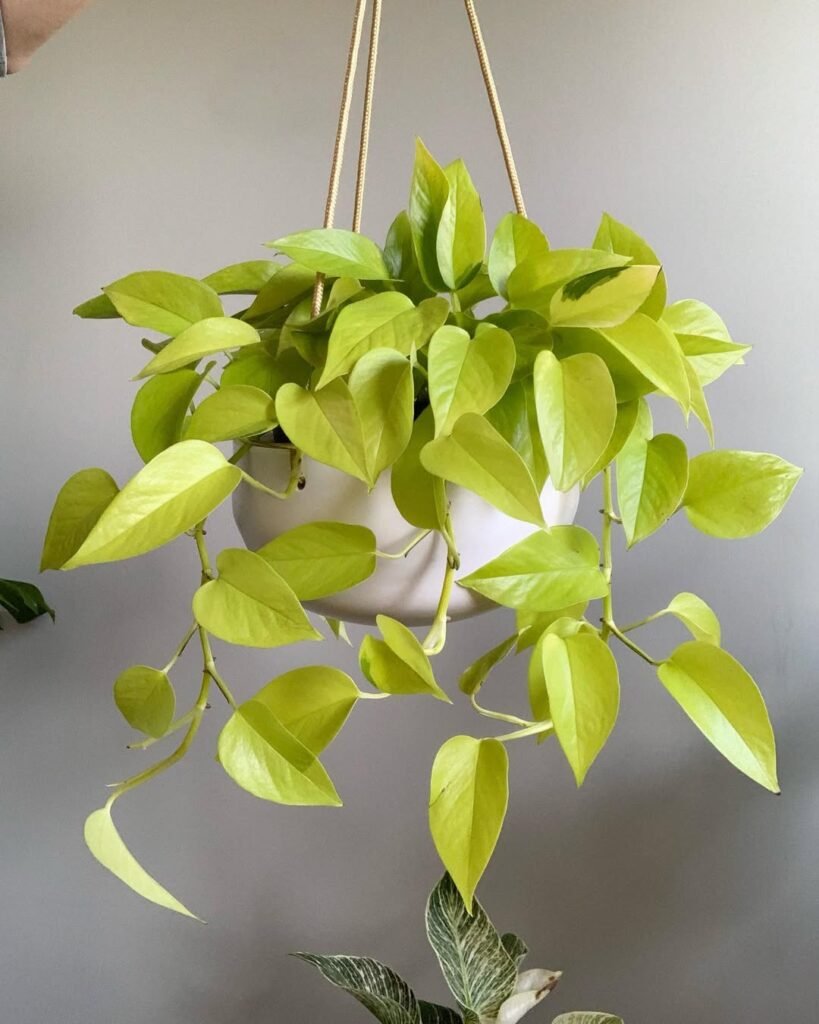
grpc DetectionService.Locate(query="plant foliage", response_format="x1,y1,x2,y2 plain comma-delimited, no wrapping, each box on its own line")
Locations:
43,142,800,916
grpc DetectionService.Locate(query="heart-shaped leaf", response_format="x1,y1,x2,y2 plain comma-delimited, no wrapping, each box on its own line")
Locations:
616,433,688,545
436,159,486,290
136,317,260,378
63,442,240,568
103,270,223,336
409,139,450,292
258,521,377,600
40,468,120,570
349,349,415,481
488,213,550,299
251,666,359,755
193,548,321,648
113,665,175,739
184,384,277,442
592,212,666,319
202,260,279,295
270,229,391,280
360,615,450,701
549,265,661,329
131,369,203,462
391,407,448,531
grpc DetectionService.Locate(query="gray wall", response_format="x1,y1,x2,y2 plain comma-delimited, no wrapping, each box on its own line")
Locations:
1,1,816,1021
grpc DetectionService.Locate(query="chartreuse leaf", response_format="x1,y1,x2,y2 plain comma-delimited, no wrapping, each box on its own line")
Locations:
552,1015,623,1024
103,271,223,336
459,634,518,696
324,617,352,644
663,592,721,645
436,159,486,290
391,407,448,531
421,414,545,527
496,968,562,1024
349,349,415,481
218,700,341,805
507,250,629,314
683,450,801,538
202,260,278,295
409,138,450,292
243,264,316,321
429,737,509,912
528,634,551,724
459,527,608,612
193,548,320,648
131,369,202,462
40,468,120,571
0,579,54,625
270,229,391,280
541,632,620,786
293,952,420,1024
533,351,617,492
419,1002,463,1024
549,265,660,329
113,665,175,738
580,399,640,488
426,874,517,1020
597,315,690,411
74,293,120,319
593,212,666,319
488,213,549,299
662,299,749,385
385,208,431,290
485,379,548,490
616,433,688,546
516,604,588,652
221,345,309,396
136,317,260,378
319,292,449,386
275,380,371,484
360,615,450,701
62,443,240,569
84,806,199,919
657,641,778,792
428,326,516,437
684,359,714,445
184,385,277,442
257,521,377,600
250,666,359,755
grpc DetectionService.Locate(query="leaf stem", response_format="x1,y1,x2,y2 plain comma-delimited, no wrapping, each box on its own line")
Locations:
108,672,210,803
126,710,196,750
423,515,459,655
355,690,391,701
620,611,663,634
496,720,555,743
229,442,252,465
376,529,432,560
470,693,533,729
239,448,304,501
161,622,198,675
601,466,615,642
602,619,662,666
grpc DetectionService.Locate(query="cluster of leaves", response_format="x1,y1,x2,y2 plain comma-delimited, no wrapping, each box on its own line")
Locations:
0,576,53,628
297,873,621,1024
43,140,800,917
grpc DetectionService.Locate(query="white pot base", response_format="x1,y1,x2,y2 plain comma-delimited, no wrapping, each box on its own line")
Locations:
232,446,579,626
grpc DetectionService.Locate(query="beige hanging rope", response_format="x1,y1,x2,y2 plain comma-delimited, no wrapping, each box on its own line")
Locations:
462,0,527,218
352,0,383,234
311,0,370,317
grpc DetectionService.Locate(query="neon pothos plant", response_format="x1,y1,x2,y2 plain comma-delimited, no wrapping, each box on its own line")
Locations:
297,874,620,1024
42,140,800,918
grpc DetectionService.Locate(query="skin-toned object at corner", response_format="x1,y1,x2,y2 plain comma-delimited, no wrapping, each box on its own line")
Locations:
1,0,92,73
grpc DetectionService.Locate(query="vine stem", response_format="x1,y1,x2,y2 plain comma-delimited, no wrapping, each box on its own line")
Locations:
496,720,554,743
355,690,391,701
161,622,197,675
127,710,196,750
470,693,533,729
108,672,211,803
603,620,661,667
376,529,432,560
192,522,238,709
601,466,615,642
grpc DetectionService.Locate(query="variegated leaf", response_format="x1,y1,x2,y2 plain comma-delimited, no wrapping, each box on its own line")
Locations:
501,933,528,969
425,874,517,1023
419,1001,464,1024
497,969,562,1024
293,952,420,1024
551,1015,623,1024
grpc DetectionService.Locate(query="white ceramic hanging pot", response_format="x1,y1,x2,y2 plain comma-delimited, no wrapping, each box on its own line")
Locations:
233,445,579,626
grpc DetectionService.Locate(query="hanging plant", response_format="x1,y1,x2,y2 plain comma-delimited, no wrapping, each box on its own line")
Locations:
40,0,800,920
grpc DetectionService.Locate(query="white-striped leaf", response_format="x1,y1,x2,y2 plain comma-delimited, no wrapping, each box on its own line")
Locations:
293,953,420,1024
425,874,517,1022
419,1002,463,1024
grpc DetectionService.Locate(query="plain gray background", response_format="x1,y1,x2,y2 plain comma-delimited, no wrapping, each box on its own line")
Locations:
1,1,817,1021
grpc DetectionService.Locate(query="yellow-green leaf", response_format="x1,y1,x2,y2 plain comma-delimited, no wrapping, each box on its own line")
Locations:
592,212,666,319
662,300,749,385
390,406,448,531
184,385,277,442
84,806,199,919
550,265,661,329
193,548,321,648
657,641,778,792
63,442,241,569
421,414,545,527
459,634,518,696
113,665,175,738
428,326,516,437
533,351,616,492
597,315,690,411
409,138,450,291
507,249,630,315
580,399,640,488
683,451,802,538
218,700,341,805
429,736,509,911
349,349,415,481
488,213,549,299
40,468,119,571
541,631,620,786
616,433,688,546
136,317,260,378
131,369,203,462
459,527,608,611
103,270,223,336
436,158,486,290
275,380,370,484
202,260,278,295
257,521,377,600
359,615,450,701
243,264,316,321
270,229,390,281
250,666,359,755
664,592,721,645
